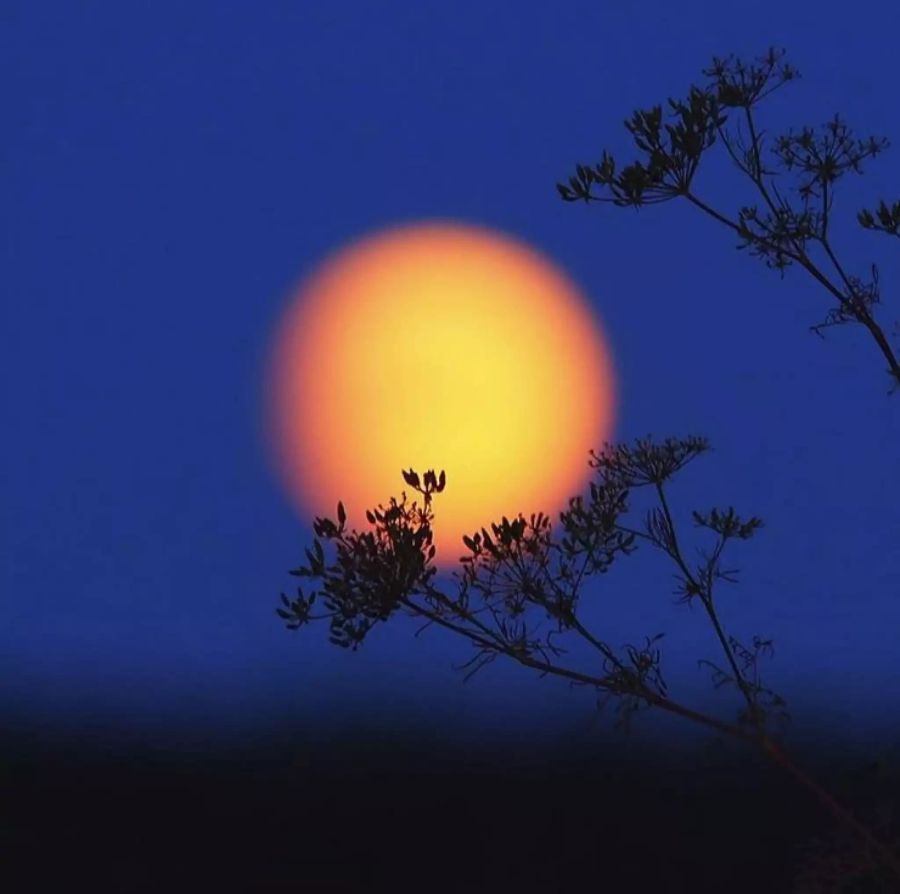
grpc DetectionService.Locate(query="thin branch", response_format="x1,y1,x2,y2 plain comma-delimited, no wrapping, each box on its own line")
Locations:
654,482,760,725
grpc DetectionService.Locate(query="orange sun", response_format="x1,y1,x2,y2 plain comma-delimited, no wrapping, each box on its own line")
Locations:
266,221,616,565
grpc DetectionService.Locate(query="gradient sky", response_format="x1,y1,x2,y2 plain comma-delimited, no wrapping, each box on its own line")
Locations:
4,0,899,750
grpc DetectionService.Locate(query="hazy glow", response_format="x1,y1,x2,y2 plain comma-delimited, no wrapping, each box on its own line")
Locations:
266,222,616,564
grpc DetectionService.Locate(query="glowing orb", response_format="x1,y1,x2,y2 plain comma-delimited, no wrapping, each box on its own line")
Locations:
266,222,616,565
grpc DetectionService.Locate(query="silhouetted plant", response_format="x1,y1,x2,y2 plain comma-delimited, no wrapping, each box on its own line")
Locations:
552,48,900,885
279,45,900,889
279,440,900,882
281,439,773,732
557,47,900,390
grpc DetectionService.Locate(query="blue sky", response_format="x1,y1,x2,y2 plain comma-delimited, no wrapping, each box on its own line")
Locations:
3,0,899,749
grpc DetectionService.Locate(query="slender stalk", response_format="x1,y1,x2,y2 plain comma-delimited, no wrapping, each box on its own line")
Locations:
654,482,759,722
404,587,900,877
763,737,900,878
682,191,900,385
647,482,900,877
401,591,757,743
818,236,900,381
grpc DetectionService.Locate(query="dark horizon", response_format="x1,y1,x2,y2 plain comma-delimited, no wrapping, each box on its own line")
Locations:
6,726,899,890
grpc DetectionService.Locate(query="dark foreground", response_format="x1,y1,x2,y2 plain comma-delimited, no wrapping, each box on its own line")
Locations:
3,725,899,892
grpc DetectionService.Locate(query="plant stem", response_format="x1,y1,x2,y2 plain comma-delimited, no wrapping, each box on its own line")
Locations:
762,736,900,878
653,482,760,722
682,191,900,385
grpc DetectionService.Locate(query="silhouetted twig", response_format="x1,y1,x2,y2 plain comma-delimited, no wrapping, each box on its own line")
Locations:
557,47,900,391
